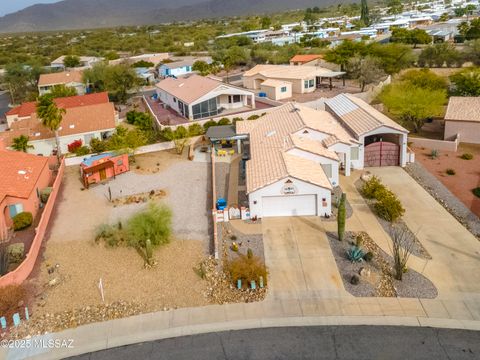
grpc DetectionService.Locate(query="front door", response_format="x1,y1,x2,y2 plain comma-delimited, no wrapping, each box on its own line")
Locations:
99,169,107,180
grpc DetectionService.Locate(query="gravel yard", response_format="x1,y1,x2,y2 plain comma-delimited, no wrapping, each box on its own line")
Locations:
406,156,480,238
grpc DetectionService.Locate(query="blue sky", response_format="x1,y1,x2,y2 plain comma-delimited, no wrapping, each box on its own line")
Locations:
0,0,59,16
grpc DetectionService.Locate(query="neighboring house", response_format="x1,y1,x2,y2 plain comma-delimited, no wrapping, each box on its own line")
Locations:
80,152,130,188
38,70,85,96
158,56,213,78
155,74,256,120
50,56,103,70
242,65,345,97
259,79,292,101
0,141,54,240
236,94,408,219
444,97,480,144
289,54,323,66
109,53,170,67
2,92,117,155
135,68,155,84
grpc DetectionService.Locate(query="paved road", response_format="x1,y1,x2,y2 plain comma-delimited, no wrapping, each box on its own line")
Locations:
69,326,480,360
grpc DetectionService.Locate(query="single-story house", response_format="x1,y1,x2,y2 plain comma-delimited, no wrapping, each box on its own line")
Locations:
38,70,85,96
155,74,256,121
242,65,345,96
236,95,408,219
158,56,213,78
0,141,54,240
2,92,118,155
325,94,408,167
289,54,323,66
50,56,103,70
80,152,129,188
135,68,156,84
109,53,170,67
259,79,292,101
444,97,480,144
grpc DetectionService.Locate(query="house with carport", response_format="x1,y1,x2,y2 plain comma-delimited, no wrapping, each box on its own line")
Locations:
155,75,256,121
236,95,409,219
38,70,85,96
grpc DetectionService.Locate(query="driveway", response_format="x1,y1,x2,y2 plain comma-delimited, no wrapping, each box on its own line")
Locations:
262,217,346,300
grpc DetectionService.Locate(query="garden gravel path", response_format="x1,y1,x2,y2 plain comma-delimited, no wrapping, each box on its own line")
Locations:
405,163,480,238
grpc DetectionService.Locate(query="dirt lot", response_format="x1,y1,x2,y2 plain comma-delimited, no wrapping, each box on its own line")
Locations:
413,144,480,217
29,149,213,317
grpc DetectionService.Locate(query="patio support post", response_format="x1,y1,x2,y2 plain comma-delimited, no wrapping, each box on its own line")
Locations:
342,75,345,87
344,151,351,176
237,139,242,154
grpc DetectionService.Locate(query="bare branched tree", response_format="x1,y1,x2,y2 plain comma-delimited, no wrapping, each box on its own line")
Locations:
389,224,415,281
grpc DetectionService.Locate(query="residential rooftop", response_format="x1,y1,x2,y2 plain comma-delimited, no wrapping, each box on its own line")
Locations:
445,97,480,122
38,70,83,87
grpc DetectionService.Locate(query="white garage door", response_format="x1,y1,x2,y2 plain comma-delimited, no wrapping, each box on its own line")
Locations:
262,195,317,217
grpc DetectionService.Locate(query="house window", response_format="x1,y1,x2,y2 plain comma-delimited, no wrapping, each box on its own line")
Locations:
192,97,218,119
304,80,309,89
309,79,314,87
9,203,24,218
280,86,287,93
173,98,177,103
321,164,332,178
351,147,359,160
229,95,241,103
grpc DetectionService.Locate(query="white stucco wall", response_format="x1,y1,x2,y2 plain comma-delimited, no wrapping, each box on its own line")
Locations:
248,177,332,219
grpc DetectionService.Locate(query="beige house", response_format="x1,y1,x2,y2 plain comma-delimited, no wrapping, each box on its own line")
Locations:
242,65,345,98
259,79,292,101
38,70,85,96
444,97,480,144
289,54,341,71
156,74,256,120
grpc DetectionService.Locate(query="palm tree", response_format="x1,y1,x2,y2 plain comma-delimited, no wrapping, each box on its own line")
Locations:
36,95,66,162
11,135,33,152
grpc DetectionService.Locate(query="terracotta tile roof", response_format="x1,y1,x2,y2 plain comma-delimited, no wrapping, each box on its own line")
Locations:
1,93,115,146
0,149,49,201
6,92,109,117
445,97,480,122
290,54,323,63
38,70,83,87
244,65,344,79
156,74,222,104
238,102,357,194
325,94,408,137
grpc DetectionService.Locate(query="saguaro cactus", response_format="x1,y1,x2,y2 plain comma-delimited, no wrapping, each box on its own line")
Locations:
337,193,346,241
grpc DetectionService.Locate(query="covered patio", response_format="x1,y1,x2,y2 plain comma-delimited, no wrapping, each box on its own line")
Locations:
205,125,248,156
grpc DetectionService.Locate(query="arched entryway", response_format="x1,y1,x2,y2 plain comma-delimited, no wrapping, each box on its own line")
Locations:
364,134,400,167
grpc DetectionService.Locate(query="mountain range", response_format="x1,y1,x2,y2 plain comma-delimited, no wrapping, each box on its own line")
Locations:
0,0,346,33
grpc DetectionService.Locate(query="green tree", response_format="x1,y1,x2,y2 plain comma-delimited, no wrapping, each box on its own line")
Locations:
464,39,480,65
63,55,81,68
361,0,370,26
387,0,404,15
379,83,446,132
107,126,147,158
47,84,77,98
450,67,480,96
391,28,432,48
347,56,386,91
418,43,464,68
192,60,211,76
36,95,66,161
132,60,154,68
4,63,34,104
324,40,368,71
368,43,414,74
261,17,272,29
11,135,33,152
400,69,448,90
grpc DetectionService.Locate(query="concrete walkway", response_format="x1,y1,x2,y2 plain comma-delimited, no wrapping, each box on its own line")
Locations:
3,167,480,360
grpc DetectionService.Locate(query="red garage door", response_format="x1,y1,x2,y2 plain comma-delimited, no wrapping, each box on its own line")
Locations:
364,141,399,167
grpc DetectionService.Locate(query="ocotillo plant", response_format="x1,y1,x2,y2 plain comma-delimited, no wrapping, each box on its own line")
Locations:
337,193,346,241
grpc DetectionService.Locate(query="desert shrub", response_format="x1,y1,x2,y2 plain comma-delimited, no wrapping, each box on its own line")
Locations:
227,253,267,286
75,146,90,156
247,114,260,120
40,187,53,203
7,243,24,265
374,193,405,222
363,251,374,262
203,120,217,131
0,285,27,319
188,123,204,136
247,248,253,259
95,223,125,247
446,168,456,175
217,117,231,125
472,187,480,198
346,245,364,262
461,153,473,160
231,117,243,124
13,212,33,231
127,203,172,248
90,138,108,153
430,149,438,159
174,126,188,139
362,176,385,199
350,274,360,285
